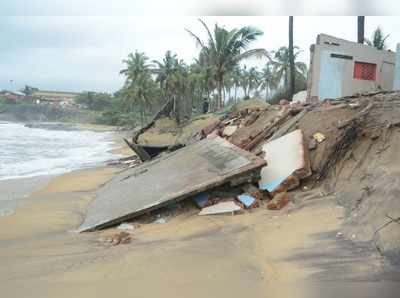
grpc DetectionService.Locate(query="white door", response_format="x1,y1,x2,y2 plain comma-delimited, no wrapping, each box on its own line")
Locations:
318,51,345,100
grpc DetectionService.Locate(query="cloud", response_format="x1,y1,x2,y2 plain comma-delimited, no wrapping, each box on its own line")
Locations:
1,0,398,16
0,16,399,93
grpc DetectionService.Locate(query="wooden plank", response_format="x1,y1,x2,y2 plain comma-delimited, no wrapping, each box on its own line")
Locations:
123,138,151,162
78,136,265,232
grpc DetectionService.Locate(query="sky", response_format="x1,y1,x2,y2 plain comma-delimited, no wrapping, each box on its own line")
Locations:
1,16,400,93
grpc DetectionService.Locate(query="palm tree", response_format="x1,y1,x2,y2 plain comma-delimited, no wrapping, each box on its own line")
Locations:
152,51,190,122
271,46,307,91
120,51,150,84
260,62,278,101
120,51,154,126
365,27,389,50
240,66,260,98
247,67,261,98
152,50,180,97
231,65,242,103
288,16,295,100
186,19,268,109
121,73,155,126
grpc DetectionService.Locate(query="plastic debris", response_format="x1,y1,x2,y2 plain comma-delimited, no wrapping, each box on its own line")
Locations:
237,194,256,208
154,217,167,224
193,193,210,208
117,223,135,231
313,132,326,143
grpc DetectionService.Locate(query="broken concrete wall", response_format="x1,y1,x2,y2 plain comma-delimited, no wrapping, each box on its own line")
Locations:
308,34,396,101
79,136,265,232
393,43,400,90
259,129,311,192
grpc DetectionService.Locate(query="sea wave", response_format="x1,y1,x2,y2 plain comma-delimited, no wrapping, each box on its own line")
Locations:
0,122,120,180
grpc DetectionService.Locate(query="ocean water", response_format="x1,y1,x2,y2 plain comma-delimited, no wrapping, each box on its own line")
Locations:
0,122,119,181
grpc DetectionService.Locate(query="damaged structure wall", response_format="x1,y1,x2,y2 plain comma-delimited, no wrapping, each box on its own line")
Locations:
307,34,396,101
393,43,400,90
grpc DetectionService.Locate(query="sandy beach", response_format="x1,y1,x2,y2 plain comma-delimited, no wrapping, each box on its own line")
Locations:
0,125,398,298
1,158,395,298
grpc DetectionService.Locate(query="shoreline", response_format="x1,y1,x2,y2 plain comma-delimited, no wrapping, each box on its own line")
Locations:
0,123,132,217
1,165,396,297
1,126,397,297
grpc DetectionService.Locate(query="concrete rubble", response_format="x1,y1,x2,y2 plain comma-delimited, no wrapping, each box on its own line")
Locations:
198,201,242,216
81,92,400,263
78,136,265,232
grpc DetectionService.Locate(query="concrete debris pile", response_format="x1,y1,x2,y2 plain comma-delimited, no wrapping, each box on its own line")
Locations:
80,93,400,243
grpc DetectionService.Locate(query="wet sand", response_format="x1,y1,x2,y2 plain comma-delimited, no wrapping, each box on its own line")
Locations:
0,166,396,297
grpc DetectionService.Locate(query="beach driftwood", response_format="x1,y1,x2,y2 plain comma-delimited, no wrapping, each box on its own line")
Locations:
123,138,151,162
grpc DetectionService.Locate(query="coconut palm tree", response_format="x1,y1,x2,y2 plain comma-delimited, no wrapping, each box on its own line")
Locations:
120,51,151,84
365,27,389,50
231,65,242,103
260,62,278,101
152,50,180,97
186,19,268,109
247,67,261,98
120,51,155,126
240,66,261,98
152,51,191,122
271,46,307,91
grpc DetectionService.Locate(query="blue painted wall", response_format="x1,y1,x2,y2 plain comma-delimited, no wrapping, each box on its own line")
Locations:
318,50,345,100
394,44,400,90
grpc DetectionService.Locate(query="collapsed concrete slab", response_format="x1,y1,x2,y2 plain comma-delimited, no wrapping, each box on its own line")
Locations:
78,136,265,232
258,129,311,192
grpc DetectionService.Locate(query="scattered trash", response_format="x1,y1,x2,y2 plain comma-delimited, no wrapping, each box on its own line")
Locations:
193,192,210,208
117,223,135,231
106,231,132,246
237,194,258,209
313,132,326,143
199,201,242,216
154,217,167,224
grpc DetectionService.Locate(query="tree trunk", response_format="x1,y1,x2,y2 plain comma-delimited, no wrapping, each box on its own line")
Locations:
217,76,223,109
357,16,365,44
234,86,237,103
288,16,295,101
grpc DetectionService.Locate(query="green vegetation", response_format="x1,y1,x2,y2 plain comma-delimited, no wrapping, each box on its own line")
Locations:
75,92,115,111
365,26,389,50
79,19,308,127
186,19,268,108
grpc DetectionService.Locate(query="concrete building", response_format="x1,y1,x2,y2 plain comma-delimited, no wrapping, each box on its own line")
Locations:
307,34,397,101
0,90,26,103
31,90,80,105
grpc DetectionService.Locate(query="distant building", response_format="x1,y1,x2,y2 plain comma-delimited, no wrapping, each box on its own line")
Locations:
0,90,26,103
307,34,397,101
31,90,80,105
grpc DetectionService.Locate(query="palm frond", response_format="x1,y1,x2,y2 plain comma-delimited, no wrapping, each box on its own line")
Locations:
185,29,205,49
